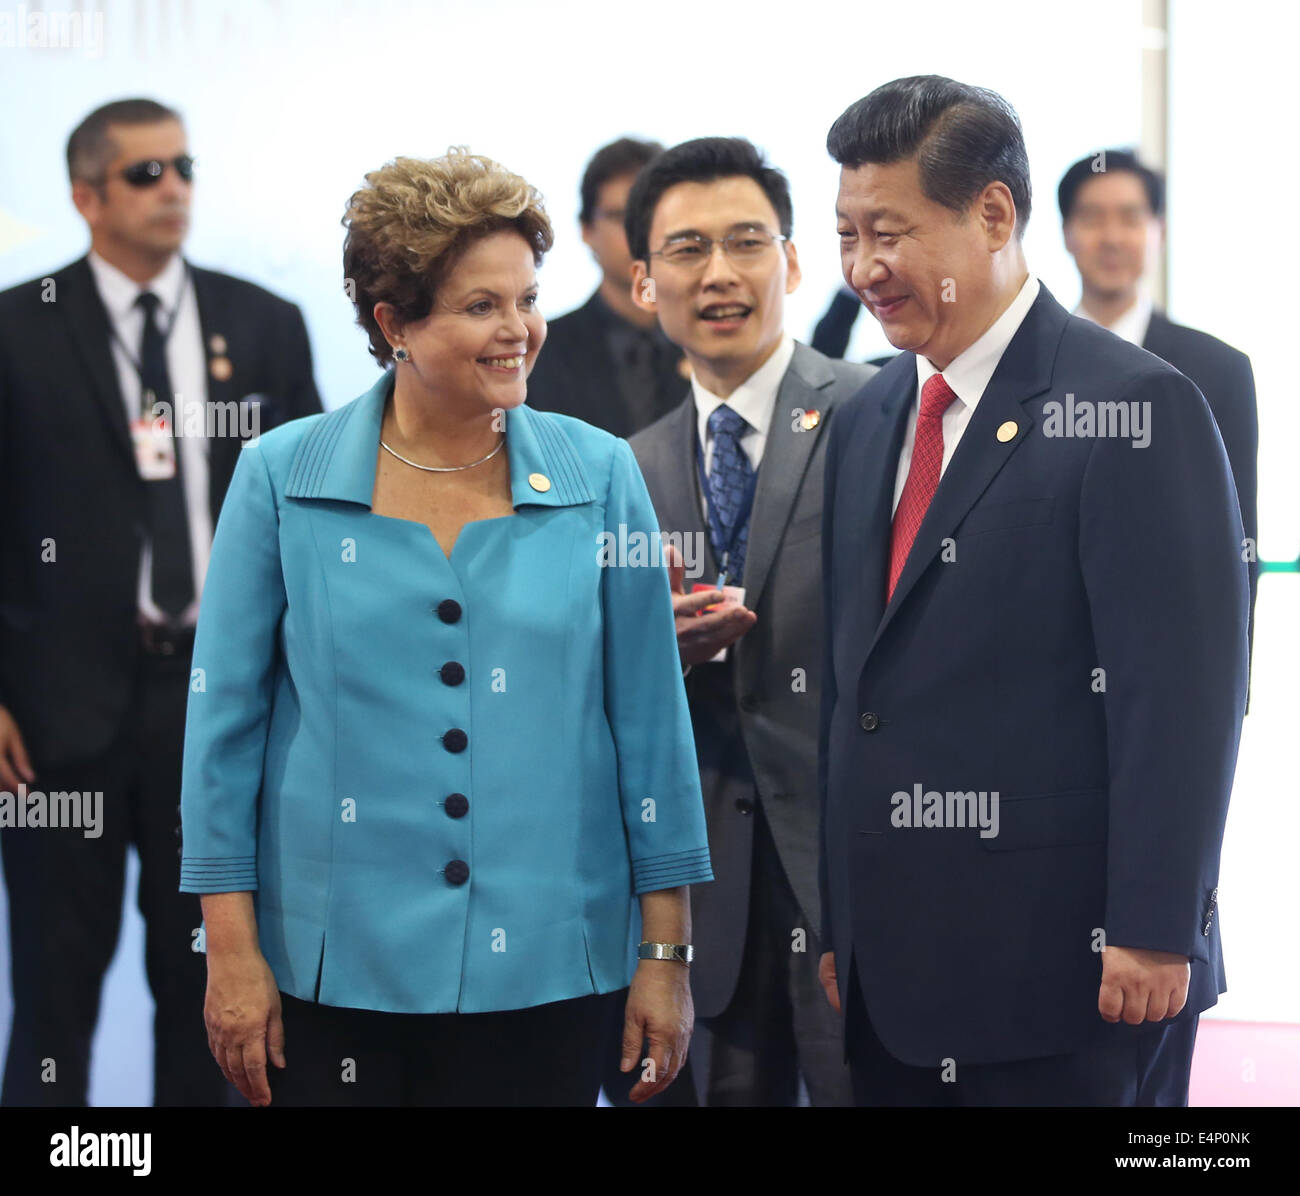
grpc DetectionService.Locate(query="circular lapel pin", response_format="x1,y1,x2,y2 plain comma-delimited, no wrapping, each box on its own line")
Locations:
528,472,551,493
801,409,821,431
996,420,1018,443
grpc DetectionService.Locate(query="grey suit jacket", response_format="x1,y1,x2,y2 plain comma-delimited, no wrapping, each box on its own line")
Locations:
630,341,877,1018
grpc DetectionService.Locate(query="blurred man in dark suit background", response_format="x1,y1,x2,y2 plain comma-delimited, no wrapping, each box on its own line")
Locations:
0,98,321,1106
526,137,686,437
628,137,869,1106
1059,149,1258,648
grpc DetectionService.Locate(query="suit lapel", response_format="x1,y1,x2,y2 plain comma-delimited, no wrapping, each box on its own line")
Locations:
864,288,1067,664
60,257,134,468
741,343,835,611
191,265,242,519
841,359,913,685
1141,309,1171,357
567,294,622,428
660,395,720,581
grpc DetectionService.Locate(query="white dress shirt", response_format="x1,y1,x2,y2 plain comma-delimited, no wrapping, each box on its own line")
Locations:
1075,289,1153,347
692,334,795,512
892,276,1040,515
88,250,212,625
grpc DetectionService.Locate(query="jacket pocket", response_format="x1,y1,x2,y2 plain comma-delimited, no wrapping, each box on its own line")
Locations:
980,788,1106,852
958,497,1055,538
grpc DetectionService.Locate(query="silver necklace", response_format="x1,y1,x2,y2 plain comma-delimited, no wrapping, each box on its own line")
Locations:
379,434,505,473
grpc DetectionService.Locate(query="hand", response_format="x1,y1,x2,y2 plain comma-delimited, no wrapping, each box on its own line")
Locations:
204,949,285,1106
819,951,841,1012
664,543,756,667
621,960,693,1102
1098,944,1191,1025
0,705,35,792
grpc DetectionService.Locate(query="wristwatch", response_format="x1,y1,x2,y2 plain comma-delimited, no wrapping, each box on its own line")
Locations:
638,941,694,964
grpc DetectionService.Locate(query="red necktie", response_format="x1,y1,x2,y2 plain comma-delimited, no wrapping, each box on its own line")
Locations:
887,373,957,603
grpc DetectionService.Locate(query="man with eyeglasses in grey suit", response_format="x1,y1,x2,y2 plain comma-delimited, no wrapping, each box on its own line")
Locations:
625,137,874,1106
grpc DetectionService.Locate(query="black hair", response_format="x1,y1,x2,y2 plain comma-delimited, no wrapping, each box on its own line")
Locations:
1057,149,1165,221
623,136,793,262
578,137,664,225
826,75,1031,237
67,98,182,184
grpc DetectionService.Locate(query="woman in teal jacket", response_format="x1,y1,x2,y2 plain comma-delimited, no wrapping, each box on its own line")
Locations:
180,151,711,1107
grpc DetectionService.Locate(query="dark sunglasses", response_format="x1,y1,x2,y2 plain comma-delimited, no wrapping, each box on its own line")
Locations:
119,155,195,187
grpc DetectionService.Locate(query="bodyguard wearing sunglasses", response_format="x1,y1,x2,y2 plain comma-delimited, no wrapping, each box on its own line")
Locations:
0,98,321,1106
625,138,874,1105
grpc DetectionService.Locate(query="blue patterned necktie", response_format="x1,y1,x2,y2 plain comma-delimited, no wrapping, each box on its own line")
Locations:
706,404,754,584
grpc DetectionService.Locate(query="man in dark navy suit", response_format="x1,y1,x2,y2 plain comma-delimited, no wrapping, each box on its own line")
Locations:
818,77,1248,1106
1058,149,1258,652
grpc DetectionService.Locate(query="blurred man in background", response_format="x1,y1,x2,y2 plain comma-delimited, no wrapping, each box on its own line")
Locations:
0,98,320,1106
527,137,686,437
1059,149,1258,649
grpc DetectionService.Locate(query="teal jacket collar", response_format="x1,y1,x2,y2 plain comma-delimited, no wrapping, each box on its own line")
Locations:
284,370,595,508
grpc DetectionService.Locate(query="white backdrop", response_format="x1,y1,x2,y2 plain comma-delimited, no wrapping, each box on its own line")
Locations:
0,0,1148,407
1,0,1292,1105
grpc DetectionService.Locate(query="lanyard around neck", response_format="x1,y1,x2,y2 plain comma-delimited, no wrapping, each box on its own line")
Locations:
105,263,190,400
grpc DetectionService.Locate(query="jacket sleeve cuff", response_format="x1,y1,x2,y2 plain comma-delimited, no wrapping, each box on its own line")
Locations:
631,847,713,894
179,856,258,893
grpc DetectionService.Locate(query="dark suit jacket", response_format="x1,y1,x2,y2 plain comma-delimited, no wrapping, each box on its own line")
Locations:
631,342,876,1018
1143,311,1258,652
0,255,321,768
819,286,1248,1067
527,291,686,438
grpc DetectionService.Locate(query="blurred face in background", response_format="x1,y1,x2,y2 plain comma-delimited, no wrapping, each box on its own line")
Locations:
1063,170,1162,305
581,172,639,289
631,175,799,391
836,156,1016,371
73,119,192,267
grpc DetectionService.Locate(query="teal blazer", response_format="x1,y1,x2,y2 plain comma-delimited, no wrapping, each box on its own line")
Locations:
180,371,712,1014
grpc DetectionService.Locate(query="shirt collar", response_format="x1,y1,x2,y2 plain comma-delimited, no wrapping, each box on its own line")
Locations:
87,250,187,322
284,369,595,508
1075,289,1153,346
691,334,794,439
916,275,1040,411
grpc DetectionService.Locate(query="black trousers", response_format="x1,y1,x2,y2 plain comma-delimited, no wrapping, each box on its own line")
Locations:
692,800,853,1106
846,958,1200,1106
267,989,624,1106
1,649,226,1107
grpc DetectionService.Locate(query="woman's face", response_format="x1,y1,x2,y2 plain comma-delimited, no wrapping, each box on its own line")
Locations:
397,229,546,415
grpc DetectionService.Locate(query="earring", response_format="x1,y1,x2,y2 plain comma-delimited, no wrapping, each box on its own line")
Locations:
393,346,409,362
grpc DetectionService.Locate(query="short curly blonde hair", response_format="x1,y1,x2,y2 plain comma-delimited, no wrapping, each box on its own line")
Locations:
342,148,554,365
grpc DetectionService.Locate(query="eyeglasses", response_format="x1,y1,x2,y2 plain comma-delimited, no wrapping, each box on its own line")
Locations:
648,228,788,268
118,155,195,187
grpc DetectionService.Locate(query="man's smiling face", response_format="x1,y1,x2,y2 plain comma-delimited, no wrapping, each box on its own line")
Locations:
634,175,800,383
836,156,997,370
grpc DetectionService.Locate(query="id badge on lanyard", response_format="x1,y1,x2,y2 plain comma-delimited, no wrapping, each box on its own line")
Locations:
131,387,177,480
